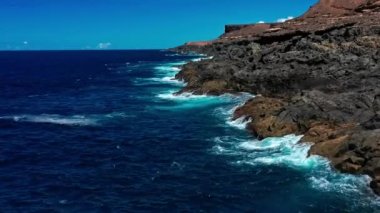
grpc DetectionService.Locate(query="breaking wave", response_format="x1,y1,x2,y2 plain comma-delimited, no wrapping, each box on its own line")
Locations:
155,91,228,110
157,91,209,101
226,116,251,130
208,95,380,208
191,56,214,62
154,66,181,72
134,77,184,86
0,114,98,126
154,91,254,111
0,112,132,126
150,57,379,206
212,133,378,203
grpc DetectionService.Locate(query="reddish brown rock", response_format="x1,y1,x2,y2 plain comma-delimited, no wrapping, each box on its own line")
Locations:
302,0,369,18
223,24,271,39
233,97,300,139
233,97,286,120
302,122,356,144
185,41,212,47
215,0,380,43
309,135,350,159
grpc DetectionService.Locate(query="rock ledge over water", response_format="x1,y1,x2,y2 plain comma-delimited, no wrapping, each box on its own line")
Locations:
173,0,380,194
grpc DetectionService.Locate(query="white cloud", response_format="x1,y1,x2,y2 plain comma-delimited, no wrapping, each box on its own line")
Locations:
277,16,294,23
97,42,112,49
258,21,265,24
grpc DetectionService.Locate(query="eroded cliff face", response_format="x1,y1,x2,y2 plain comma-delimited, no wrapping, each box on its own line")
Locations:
218,0,380,41
173,0,380,194
303,0,370,18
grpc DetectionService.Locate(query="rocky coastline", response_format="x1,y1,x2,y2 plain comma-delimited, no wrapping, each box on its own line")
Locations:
172,0,380,194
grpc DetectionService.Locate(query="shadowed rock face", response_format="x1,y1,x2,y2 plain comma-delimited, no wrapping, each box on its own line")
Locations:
174,0,380,195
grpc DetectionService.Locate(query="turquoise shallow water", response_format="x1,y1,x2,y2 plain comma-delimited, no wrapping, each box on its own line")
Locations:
0,50,379,212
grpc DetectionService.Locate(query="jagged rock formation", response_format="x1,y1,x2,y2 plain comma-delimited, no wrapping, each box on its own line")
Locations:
173,0,380,194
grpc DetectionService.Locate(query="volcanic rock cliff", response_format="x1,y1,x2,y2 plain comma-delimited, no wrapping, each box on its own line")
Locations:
173,0,380,194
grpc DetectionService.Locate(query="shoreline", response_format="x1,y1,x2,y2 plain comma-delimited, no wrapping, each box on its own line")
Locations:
172,53,379,197
171,0,380,195
163,55,379,199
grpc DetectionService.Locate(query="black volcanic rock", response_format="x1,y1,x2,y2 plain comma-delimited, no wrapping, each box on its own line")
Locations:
173,0,380,194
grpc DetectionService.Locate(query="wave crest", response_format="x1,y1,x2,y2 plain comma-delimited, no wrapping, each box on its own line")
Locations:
0,112,131,126
0,114,98,126
226,116,251,130
154,66,181,72
157,92,209,101
211,133,377,201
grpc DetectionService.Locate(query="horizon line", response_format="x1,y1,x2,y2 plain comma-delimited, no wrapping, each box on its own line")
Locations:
0,48,171,52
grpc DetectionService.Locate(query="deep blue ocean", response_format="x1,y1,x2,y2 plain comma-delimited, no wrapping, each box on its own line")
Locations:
0,50,379,212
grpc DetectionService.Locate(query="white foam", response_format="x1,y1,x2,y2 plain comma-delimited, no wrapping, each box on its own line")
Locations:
156,91,248,103
308,175,371,194
154,91,243,111
0,112,132,126
239,138,285,151
0,114,98,126
306,167,380,207
256,135,322,169
212,136,246,156
165,53,180,57
191,58,203,62
191,56,213,62
154,66,181,72
104,112,135,119
211,132,379,201
149,77,185,85
226,116,251,130
250,137,321,169
214,134,321,169
209,93,380,201
157,91,209,101
167,61,187,66
134,60,187,86
212,93,254,129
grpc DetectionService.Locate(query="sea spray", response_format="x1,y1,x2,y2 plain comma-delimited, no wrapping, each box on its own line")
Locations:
157,91,209,101
211,132,378,199
3,50,376,211
135,77,185,86
154,66,181,73
226,116,252,130
148,53,380,209
210,93,380,205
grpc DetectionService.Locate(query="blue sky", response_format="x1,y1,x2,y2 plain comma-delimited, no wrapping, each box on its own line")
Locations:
0,0,317,50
